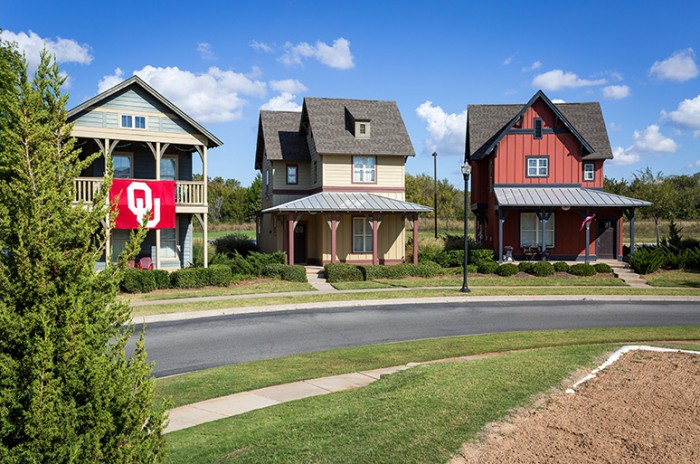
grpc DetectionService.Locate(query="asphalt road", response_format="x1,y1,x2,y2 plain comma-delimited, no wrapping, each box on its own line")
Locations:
137,300,700,378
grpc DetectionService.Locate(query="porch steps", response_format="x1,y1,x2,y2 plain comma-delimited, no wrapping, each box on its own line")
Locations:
305,266,337,293
606,261,653,289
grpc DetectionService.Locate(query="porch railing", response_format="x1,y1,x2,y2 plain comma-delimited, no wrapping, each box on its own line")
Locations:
73,177,206,207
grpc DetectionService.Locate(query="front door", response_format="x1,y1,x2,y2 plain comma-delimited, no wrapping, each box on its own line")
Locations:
597,219,615,259
293,222,307,264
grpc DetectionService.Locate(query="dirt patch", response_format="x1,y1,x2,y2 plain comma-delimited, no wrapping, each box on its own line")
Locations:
452,350,700,464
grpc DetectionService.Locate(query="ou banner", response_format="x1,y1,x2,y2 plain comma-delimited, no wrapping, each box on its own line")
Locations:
110,179,176,229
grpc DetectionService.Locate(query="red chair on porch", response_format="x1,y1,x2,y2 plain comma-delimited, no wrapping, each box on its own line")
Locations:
138,257,154,270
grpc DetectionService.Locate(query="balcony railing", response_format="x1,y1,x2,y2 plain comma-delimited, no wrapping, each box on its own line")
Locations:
73,177,206,207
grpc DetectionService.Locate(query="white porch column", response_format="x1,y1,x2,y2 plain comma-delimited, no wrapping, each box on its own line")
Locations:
155,142,161,270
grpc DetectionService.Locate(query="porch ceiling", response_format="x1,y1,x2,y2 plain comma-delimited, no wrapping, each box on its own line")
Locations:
261,192,433,213
494,187,651,209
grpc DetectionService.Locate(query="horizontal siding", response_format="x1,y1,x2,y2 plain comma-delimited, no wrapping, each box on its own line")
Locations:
273,160,311,190
102,88,168,113
322,154,405,188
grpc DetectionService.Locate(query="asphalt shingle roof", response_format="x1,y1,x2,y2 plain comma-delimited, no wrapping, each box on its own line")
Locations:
261,192,432,213
467,95,613,161
255,111,310,169
494,187,651,208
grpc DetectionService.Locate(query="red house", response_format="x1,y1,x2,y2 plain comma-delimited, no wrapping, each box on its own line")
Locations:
466,90,650,262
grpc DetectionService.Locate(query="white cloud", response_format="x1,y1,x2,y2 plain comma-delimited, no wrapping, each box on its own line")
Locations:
551,98,566,104
649,49,699,82
0,29,92,70
269,79,307,94
197,42,215,60
502,57,513,66
98,65,267,123
261,93,303,111
521,61,542,72
664,94,700,136
97,68,124,92
612,124,679,165
280,37,354,69
415,101,467,156
531,69,606,91
602,84,631,100
250,40,274,53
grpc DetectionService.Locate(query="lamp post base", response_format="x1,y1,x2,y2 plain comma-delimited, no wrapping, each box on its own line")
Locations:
460,286,471,293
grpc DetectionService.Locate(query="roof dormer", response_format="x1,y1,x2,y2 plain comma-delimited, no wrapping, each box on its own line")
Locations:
355,119,371,139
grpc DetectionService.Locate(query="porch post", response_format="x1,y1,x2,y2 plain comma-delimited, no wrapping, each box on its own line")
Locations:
372,213,379,265
624,208,636,257
413,214,419,265
155,142,161,270
288,214,295,265
536,211,551,261
585,209,591,264
203,213,208,268
331,213,338,264
498,209,506,264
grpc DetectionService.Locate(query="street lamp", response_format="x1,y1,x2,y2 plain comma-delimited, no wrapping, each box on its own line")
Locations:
461,160,472,293
432,151,438,239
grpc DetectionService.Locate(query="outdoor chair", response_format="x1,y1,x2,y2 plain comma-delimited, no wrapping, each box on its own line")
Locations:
138,257,154,270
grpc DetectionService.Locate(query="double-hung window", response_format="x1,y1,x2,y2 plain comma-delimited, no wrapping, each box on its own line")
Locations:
352,217,373,253
286,165,298,184
520,213,555,248
353,156,376,183
583,163,595,181
526,157,549,178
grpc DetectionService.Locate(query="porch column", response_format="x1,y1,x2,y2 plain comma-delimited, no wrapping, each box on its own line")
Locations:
203,213,208,268
372,213,379,265
536,211,551,261
584,209,591,264
624,208,636,257
287,214,295,265
331,214,338,264
498,209,508,264
155,142,161,270
412,214,419,265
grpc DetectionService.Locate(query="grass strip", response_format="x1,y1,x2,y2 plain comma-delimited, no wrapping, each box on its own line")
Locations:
377,275,625,288
645,269,700,288
164,345,613,464
156,326,700,408
123,280,314,303
134,287,700,317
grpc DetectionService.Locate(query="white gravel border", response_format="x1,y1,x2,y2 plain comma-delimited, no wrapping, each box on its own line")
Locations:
565,345,700,394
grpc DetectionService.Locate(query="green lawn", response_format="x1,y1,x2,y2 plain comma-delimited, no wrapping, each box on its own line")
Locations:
162,345,623,463
645,269,700,288
156,326,700,408
193,229,255,241
123,280,314,303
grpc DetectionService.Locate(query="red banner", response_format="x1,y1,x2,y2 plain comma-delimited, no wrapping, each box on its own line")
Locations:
110,179,176,229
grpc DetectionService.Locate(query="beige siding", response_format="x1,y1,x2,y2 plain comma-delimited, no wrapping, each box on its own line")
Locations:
321,154,405,188
71,125,207,147
322,213,406,263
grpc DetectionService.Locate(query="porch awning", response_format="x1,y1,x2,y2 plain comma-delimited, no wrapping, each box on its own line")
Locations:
261,192,432,213
494,187,651,208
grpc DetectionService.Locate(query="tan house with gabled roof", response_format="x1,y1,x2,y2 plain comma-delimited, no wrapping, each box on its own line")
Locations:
255,97,431,265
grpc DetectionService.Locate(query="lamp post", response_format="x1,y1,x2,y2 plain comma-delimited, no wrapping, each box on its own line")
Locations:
433,151,438,239
461,161,472,293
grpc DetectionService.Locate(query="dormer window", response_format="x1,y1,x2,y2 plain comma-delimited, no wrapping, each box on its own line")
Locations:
121,114,147,130
533,118,543,139
355,120,370,139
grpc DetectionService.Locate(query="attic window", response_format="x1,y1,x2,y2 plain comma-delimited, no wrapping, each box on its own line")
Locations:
121,114,146,130
533,118,543,139
355,120,370,139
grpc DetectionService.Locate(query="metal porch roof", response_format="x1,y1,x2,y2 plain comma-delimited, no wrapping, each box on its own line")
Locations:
261,192,432,213
494,187,651,208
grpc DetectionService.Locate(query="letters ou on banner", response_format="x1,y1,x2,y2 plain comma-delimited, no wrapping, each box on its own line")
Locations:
110,179,176,229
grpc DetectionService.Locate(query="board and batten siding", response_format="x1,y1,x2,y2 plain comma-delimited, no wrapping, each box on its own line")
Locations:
322,214,405,264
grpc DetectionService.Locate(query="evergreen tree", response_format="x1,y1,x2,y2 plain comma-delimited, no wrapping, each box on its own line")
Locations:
0,43,166,462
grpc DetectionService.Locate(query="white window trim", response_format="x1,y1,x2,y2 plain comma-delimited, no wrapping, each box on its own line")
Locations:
527,157,549,177
520,212,555,248
352,217,373,253
120,114,148,130
583,163,595,181
286,165,298,184
112,152,134,179
353,156,376,183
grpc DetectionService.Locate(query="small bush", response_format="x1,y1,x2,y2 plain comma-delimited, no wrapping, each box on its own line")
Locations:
553,261,569,273
467,264,478,274
213,233,257,258
478,261,499,274
412,261,444,278
518,262,535,274
495,263,519,276
361,262,443,280
685,247,700,270
229,251,286,276
324,263,363,283
630,247,664,275
208,264,233,287
434,249,463,268
171,267,210,289
568,263,596,277
261,264,307,282
121,268,157,293
660,247,688,270
416,237,445,263
153,270,170,289
593,263,613,274
469,248,495,266
529,261,555,277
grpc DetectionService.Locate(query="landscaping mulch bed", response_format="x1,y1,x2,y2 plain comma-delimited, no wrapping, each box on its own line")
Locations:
453,350,700,464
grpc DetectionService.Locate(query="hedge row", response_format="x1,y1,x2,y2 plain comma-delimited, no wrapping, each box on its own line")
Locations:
120,266,233,293
324,262,443,283
260,264,308,282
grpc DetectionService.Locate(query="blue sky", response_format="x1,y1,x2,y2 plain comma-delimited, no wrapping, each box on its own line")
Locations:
4,0,699,188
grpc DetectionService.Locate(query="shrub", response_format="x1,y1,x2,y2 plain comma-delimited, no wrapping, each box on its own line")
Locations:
261,264,308,282
416,237,445,263
467,264,478,274
120,268,156,293
630,248,664,275
478,261,499,274
229,251,286,277
529,261,554,277
208,264,233,287
213,233,257,258
660,247,688,270
324,263,363,283
170,267,210,288
434,249,463,268
593,263,613,274
518,261,535,274
361,262,443,280
553,261,569,273
469,248,495,266
153,270,170,289
412,261,444,278
568,263,596,277
495,263,519,276
686,247,700,270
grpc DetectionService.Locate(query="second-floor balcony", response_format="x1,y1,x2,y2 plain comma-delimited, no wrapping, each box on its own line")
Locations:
73,177,207,214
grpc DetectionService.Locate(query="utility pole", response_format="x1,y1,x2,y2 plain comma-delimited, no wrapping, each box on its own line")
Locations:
433,151,438,238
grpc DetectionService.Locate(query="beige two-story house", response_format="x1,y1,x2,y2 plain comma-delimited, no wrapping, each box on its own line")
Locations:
255,97,431,265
